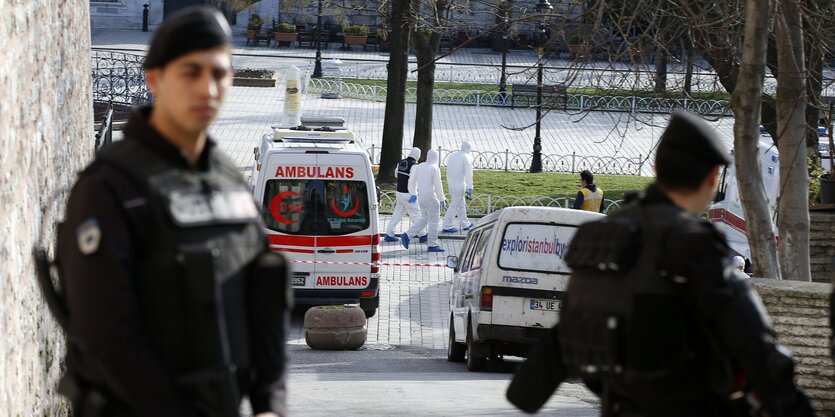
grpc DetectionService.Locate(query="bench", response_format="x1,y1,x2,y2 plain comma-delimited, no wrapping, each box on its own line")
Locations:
510,83,567,109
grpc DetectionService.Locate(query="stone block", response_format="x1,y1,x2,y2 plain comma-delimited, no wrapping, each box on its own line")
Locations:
304,305,367,350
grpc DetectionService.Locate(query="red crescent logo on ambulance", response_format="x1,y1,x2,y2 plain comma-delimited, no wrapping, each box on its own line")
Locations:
269,191,302,225
331,186,359,217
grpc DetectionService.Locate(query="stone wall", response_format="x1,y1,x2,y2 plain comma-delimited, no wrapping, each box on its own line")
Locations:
752,279,834,416
810,212,835,284
0,2,93,416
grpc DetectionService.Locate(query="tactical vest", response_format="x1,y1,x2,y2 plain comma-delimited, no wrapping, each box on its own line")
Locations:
579,187,603,212
560,202,727,412
93,139,265,415
396,157,417,193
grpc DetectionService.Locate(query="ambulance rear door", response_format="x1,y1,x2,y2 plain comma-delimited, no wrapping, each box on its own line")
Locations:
312,152,375,292
261,152,317,288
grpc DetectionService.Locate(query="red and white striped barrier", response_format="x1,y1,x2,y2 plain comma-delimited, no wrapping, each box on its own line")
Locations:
289,259,446,268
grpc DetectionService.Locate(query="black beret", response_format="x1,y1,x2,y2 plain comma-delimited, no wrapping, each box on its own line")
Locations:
143,6,232,70
656,112,732,167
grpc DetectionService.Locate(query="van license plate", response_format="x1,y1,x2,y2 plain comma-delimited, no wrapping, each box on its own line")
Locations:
291,276,306,286
529,299,560,312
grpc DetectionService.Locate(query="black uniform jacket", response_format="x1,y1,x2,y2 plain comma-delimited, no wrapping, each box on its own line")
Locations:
57,108,288,416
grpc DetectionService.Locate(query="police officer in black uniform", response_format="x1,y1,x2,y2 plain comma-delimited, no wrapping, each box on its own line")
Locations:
55,7,289,417
383,147,426,242
507,112,814,417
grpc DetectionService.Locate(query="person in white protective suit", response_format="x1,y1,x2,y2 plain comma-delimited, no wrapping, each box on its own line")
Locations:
442,141,474,233
383,147,427,242
401,148,447,252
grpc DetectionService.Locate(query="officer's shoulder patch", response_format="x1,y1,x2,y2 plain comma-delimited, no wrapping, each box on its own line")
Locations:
77,218,102,255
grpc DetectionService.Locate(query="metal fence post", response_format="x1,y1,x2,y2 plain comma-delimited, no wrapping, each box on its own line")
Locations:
476,91,481,107
487,194,493,215
504,149,509,171
579,94,585,110
370,144,376,164
637,153,643,175
571,152,576,173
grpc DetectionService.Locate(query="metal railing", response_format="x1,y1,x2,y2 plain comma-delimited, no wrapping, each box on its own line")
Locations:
378,190,624,216
95,102,114,152
367,146,644,176
92,50,152,106
307,78,730,116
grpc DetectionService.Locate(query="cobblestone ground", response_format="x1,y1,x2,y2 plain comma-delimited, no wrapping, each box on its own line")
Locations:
213,82,737,177
287,214,461,350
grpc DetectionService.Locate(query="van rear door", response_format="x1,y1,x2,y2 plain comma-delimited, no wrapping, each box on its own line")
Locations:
492,222,577,329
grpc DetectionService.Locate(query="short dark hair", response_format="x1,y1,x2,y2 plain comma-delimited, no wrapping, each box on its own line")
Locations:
580,170,594,184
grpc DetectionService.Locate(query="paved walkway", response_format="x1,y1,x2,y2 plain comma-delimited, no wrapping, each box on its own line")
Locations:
92,28,834,94
211,75,733,177
90,29,758,178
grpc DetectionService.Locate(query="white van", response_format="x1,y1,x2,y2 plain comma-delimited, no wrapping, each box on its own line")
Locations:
446,206,604,371
251,118,381,318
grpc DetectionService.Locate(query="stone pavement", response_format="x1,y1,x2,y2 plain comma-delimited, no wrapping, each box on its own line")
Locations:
287,214,461,350
211,76,735,177
92,28,834,93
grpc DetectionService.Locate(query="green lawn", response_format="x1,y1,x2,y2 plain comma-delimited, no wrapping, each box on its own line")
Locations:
380,169,654,202
327,77,730,100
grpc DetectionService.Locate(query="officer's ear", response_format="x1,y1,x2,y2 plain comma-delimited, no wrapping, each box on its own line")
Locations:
145,68,162,97
706,165,721,189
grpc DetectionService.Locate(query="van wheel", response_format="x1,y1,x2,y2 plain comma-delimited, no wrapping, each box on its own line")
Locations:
362,307,377,318
465,324,486,372
447,319,465,362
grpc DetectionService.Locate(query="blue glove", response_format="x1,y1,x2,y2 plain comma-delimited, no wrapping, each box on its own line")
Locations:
467,188,473,198
409,195,417,204
441,200,447,211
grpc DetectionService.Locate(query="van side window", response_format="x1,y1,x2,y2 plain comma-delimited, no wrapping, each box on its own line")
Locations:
469,227,494,270
459,230,481,273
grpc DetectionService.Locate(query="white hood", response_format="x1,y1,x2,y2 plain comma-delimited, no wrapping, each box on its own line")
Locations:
408,148,445,201
408,147,421,160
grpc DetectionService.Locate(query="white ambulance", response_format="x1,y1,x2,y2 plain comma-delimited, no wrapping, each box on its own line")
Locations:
708,137,779,265
446,206,604,371
251,117,381,318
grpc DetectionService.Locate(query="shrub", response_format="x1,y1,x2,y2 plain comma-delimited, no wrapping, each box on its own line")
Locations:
277,22,297,33
247,13,262,30
343,25,369,36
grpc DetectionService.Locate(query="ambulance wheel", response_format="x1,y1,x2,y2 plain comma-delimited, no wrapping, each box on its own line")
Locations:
466,324,486,372
447,319,465,362
362,307,376,318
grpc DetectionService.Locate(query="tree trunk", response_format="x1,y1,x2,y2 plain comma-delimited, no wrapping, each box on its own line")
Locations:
775,0,810,281
653,48,667,93
377,0,414,184
730,0,780,278
412,29,441,160
683,36,693,94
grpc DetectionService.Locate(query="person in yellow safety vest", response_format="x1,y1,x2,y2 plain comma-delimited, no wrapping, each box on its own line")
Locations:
572,170,604,213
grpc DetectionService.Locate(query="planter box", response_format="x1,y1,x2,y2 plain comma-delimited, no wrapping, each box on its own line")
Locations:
344,35,368,46
232,75,277,87
275,32,298,43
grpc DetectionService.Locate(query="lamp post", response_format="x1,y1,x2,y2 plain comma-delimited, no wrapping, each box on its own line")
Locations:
529,0,552,173
312,0,324,78
498,12,510,100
